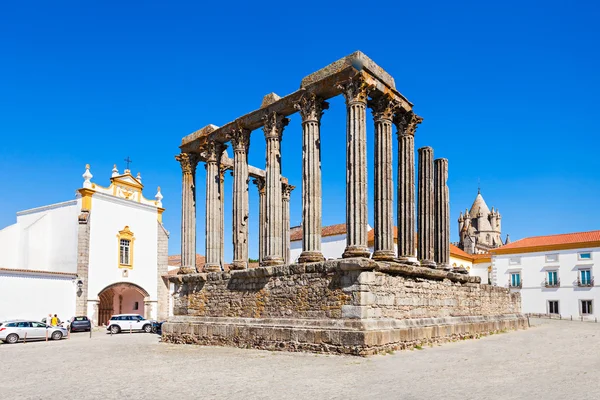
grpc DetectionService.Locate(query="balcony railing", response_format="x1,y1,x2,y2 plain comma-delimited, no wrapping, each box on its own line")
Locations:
577,277,594,287
508,280,522,289
544,279,560,288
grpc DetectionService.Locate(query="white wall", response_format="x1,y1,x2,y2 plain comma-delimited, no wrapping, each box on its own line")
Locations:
0,223,20,269
0,272,76,322
10,201,79,273
494,247,599,319
87,194,159,304
470,262,491,284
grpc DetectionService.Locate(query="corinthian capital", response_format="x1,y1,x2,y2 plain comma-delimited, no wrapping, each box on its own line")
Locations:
253,177,266,195
394,111,423,136
369,95,396,122
262,111,289,140
406,113,423,136
230,125,251,153
294,92,329,122
337,74,373,105
201,141,226,163
282,183,295,201
175,152,199,175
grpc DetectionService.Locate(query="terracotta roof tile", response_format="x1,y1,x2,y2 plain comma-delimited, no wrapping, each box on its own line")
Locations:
492,230,600,253
168,254,206,268
290,223,347,242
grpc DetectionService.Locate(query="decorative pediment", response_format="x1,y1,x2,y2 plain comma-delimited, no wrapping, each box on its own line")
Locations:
111,172,144,190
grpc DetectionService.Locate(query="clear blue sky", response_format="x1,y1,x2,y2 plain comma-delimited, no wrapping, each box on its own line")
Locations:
1,1,599,260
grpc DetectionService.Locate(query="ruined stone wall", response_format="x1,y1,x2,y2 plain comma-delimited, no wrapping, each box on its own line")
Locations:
359,271,521,320
173,263,351,319
171,261,520,321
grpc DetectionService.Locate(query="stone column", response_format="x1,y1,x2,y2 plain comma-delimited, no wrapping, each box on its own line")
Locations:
369,95,395,261
219,167,227,267
434,158,451,270
262,112,289,266
253,178,266,263
294,92,328,263
175,152,199,273
394,113,422,265
339,76,371,259
418,146,436,268
203,142,226,272
231,127,251,270
282,183,295,264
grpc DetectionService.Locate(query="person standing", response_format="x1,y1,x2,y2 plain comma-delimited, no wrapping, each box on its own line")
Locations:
51,314,58,326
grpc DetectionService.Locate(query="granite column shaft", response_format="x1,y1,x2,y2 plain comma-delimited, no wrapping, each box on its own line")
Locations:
370,96,395,260
395,113,421,264
295,93,327,263
203,143,225,272
340,76,371,259
231,128,251,270
175,153,199,273
434,158,450,269
418,146,436,267
262,112,289,266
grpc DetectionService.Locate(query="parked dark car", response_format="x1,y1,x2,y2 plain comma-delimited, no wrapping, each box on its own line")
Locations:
68,316,91,332
152,320,165,334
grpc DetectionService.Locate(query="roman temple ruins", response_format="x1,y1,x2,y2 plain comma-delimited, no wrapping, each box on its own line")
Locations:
164,51,526,355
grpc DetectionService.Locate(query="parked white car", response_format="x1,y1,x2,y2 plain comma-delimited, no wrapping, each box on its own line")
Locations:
0,320,68,344
106,314,154,334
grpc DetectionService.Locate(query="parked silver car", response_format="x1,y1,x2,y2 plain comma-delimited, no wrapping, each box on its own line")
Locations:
0,320,68,344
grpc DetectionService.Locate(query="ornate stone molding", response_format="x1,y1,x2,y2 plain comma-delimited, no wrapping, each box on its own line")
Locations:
282,183,295,201
294,92,329,122
406,113,423,136
262,111,289,140
230,126,251,153
201,141,227,164
175,153,199,175
337,75,373,105
369,95,396,122
393,111,422,136
253,177,266,195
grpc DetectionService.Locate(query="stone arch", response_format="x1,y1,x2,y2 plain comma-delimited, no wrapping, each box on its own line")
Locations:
97,282,150,326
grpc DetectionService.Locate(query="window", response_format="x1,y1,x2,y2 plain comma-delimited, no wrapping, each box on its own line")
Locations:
509,257,521,265
119,239,131,265
117,226,135,269
581,300,593,315
32,322,46,328
579,269,592,286
16,322,31,328
547,271,559,287
133,302,139,311
578,252,592,261
545,254,558,263
510,273,521,287
548,300,559,314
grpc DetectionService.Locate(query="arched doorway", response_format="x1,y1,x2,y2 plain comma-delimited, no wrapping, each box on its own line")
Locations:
97,282,149,326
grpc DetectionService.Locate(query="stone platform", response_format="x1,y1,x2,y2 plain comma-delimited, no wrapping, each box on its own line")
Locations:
163,259,526,356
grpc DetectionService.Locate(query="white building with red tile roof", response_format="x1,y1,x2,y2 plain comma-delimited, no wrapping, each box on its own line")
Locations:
490,230,600,319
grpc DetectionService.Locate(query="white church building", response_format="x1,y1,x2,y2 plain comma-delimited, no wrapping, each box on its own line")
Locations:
0,165,169,325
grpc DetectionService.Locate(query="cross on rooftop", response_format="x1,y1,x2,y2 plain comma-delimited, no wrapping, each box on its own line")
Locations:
124,156,132,170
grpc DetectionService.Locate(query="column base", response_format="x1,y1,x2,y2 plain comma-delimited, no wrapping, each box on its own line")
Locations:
203,263,221,273
297,251,325,263
342,246,371,259
230,260,248,270
261,255,284,267
420,259,437,269
178,266,197,274
454,266,469,275
372,250,396,261
436,263,452,271
395,256,420,266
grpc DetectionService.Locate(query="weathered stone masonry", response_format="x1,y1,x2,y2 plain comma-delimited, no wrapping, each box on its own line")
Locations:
166,51,526,356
